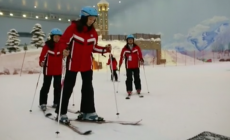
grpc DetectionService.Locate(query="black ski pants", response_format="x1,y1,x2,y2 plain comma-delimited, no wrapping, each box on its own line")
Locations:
55,70,95,115
110,68,118,81
126,68,141,91
39,75,61,105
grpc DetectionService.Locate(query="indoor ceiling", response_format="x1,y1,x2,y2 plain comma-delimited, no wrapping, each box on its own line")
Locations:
0,0,135,17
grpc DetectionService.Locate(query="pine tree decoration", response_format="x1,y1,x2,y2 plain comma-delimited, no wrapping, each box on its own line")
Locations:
30,23,45,48
5,29,21,53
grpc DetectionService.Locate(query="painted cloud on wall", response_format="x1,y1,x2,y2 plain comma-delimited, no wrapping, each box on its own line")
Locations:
164,16,230,52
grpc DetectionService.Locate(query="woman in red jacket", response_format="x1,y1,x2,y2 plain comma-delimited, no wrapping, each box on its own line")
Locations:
39,28,63,111
107,54,118,81
55,6,111,124
119,34,144,97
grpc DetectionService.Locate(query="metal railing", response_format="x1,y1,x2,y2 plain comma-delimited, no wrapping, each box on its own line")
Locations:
102,33,161,40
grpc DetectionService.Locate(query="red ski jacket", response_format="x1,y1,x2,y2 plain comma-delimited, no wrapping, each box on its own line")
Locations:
59,21,109,72
119,44,143,69
39,43,63,75
107,56,117,70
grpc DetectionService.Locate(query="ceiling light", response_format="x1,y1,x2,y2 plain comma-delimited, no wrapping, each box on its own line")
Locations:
68,19,70,22
119,1,121,3
59,18,61,21
10,13,13,16
34,6,36,8
36,16,39,18
0,12,3,15
93,5,95,7
23,14,26,17
45,16,48,19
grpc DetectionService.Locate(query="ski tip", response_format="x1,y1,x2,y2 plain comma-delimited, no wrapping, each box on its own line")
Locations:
125,119,142,125
136,119,143,124
45,113,52,117
83,130,92,135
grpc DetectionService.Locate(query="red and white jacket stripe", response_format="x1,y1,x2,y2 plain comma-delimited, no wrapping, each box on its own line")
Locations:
59,21,108,72
39,43,63,75
119,44,143,69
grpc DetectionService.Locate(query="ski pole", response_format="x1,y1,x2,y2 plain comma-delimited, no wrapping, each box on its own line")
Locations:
116,71,120,93
29,67,43,112
20,50,27,76
106,64,108,81
142,65,150,93
72,92,75,106
109,53,119,117
56,57,67,135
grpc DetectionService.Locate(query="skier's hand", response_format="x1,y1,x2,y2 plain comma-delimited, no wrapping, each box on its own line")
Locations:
140,61,144,65
140,59,144,65
40,62,44,67
105,44,112,52
63,49,69,57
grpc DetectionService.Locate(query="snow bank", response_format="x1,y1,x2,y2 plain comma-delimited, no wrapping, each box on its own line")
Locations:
0,39,126,75
0,49,41,75
163,50,204,65
0,37,206,75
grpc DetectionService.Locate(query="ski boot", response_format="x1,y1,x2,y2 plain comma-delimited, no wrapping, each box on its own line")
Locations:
40,104,47,111
125,91,132,99
136,89,143,98
137,89,141,94
77,112,104,122
52,104,57,108
56,114,70,124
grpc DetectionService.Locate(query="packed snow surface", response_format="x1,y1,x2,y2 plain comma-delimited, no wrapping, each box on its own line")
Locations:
0,62,230,140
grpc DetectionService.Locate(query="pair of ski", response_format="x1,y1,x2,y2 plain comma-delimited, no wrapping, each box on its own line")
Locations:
43,108,142,135
44,112,92,135
126,94,144,99
66,108,142,125
46,106,142,125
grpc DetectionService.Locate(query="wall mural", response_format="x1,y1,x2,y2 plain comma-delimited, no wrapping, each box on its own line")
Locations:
163,17,230,62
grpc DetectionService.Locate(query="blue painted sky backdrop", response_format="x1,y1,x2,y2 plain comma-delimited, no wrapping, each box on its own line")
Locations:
108,0,230,51
1,0,230,51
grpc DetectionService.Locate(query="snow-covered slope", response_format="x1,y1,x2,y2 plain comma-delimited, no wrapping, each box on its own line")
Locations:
0,63,230,140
